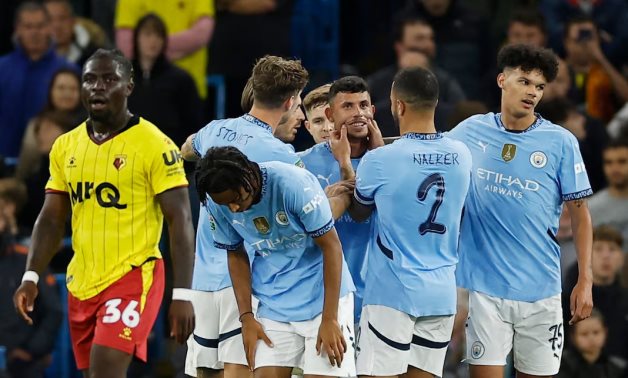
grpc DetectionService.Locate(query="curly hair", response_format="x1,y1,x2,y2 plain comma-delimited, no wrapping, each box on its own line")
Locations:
328,76,370,103
251,55,309,108
497,44,558,83
195,146,260,205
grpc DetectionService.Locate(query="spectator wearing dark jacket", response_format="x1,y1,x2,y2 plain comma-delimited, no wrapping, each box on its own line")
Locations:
0,2,75,158
128,13,202,148
0,181,62,378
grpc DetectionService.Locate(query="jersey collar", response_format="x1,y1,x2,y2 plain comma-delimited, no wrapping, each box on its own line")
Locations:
243,113,273,133
495,113,543,134
401,132,443,140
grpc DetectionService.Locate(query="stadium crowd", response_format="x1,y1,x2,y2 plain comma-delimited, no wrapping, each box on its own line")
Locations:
0,0,627,377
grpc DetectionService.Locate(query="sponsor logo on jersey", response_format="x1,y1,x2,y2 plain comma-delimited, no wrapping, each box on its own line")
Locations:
529,151,547,168
275,211,289,226
113,155,127,171
119,327,132,341
253,216,271,234
250,233,307,251
574,162,586,174
162,150,183,166
501,144,517,162
67,156,77,168
69,181,127,209
208,215,216,231
302,194,325,214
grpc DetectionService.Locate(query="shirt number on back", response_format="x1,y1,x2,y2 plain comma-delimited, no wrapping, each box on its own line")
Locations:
417,173,447,235
103,299,141,328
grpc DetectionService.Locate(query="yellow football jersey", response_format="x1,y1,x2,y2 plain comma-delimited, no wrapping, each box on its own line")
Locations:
46,116,188,300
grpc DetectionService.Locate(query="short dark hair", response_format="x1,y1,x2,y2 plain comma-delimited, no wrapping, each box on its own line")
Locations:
85,49,134,80
15,1,50,25
328,76,370,103
393,13,431,43
593,225,623,248
604,138,628,152
508,8,547,35
497,44,558,83
195,146,259,206
564,14,597,40
392,67,439,109
251,55,309,108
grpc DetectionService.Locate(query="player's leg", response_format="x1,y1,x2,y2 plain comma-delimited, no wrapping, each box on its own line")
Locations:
254,317,304,376
356,303,414,377
254,366,293,378
185,290,224,376
466,291,515,378
217,287,255,378
197,367,223,378
68,291,98,377
404,314,455,378
512,294,563,378
223,363,250,377
88,344,133,378
302,294,356,377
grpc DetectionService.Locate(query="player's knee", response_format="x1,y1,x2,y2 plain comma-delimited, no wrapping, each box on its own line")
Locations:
88,345,133,378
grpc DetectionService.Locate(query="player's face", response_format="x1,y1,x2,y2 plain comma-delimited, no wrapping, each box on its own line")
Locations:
305,105,333,143
328,91,374,139
51,72,80,111
591,240,623,283
137,27,165,61
507,22,545,48
573,317,606,355
210,187,254,213
16,10,51,56
45,1,74,47
498,68,546,118
602,147,628,189
81,58,133,122
275,103,304,143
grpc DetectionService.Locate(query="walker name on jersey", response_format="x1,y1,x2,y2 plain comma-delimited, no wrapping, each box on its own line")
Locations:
249,233,307,252
413,153,460,166
215,126,254,146
69,181,127,209
477,167,540,199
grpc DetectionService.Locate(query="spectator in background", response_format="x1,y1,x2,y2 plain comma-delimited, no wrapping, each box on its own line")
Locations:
505,8,547,48
402,0,491,100
90,0,117,43
563,16,628,122
0,180,62,378
0,2,75,159
564,225,628,362
589,139,628,242
558,310,626,378
115,0,215,99
368,14,465,135
537,97,609,191
444,101,488,132
16,68,84,182
44,0,106,67
127,13,202,147
542,58,571,102
302,84,333,144
210,0,295,117
607,104,628,140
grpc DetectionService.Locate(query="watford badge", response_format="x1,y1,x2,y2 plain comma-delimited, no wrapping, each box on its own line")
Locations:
113,155,127,170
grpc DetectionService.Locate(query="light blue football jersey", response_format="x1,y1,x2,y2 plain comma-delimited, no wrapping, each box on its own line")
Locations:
299,142,369,321
208,162,355,322
355,133,472,317
191,114,302,292
448,112,592,302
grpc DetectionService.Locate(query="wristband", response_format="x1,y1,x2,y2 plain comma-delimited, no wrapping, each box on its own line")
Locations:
21,271,39,285
172,288,193,301
239,311,254,322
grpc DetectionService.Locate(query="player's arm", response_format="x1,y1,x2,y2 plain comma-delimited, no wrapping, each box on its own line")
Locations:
325,180,355,220
565,198,593,325
14,193,70,325
157,187,196,343
329,125,355,181
348,196,374,223
313,227,347,368
181,133,199,161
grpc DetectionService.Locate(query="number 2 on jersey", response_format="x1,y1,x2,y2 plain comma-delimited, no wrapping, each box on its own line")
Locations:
417,173,446,235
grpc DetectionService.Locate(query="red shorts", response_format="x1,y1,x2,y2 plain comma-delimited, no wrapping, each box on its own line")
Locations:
68,259,164,370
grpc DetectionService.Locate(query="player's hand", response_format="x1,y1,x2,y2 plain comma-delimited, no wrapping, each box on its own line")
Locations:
569,278,593,325
316,318,346,368
330,125,351,164
168,300,195,344
241,314,273,371
325,179,355,198
13,281,38,325
366,119,384,150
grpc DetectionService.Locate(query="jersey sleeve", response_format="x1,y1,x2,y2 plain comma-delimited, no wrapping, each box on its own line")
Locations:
354,150,383,206
195,0,215,19
45,137,68,193
148,136,189,195
114,0,142,28
191,121,217,158
207,202,244,251
559,133,593,201
287,170,334,238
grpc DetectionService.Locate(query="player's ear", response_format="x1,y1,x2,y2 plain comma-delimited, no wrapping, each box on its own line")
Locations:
497,73,505,89
371,104,376,116
304,120,311,131
325,106,334,123
283,96,295,112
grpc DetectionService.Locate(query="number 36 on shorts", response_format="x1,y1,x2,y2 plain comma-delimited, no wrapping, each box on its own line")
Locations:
103,299,141,328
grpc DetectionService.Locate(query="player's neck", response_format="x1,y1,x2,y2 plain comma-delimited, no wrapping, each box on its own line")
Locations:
500,109,536,131
90,110,132,136
248,106,282,133
608,185,628,198
399,112,436,135
348,137,368,158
